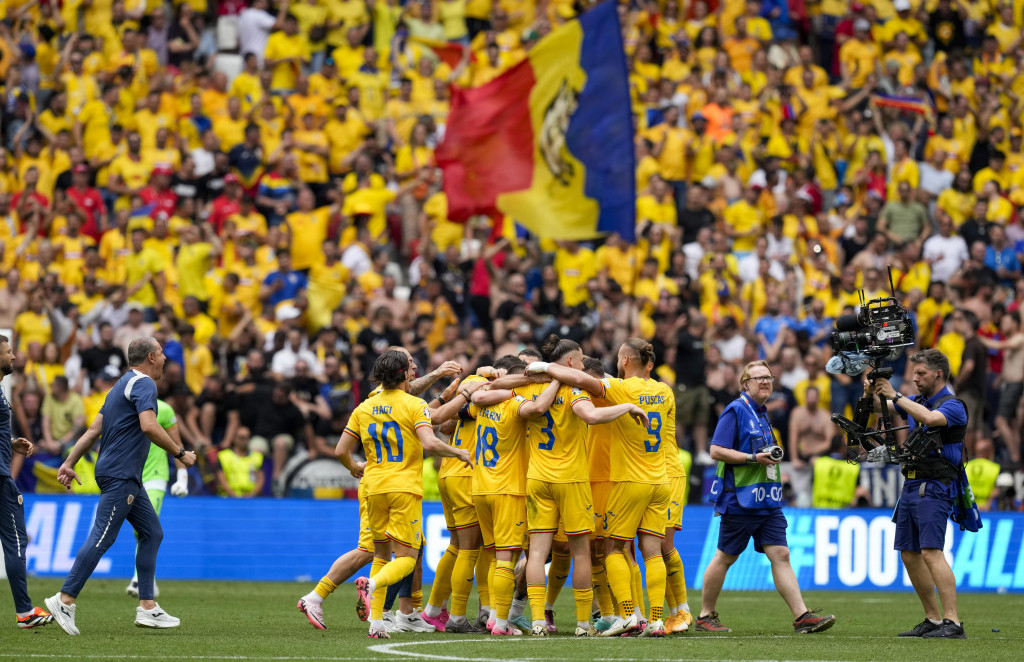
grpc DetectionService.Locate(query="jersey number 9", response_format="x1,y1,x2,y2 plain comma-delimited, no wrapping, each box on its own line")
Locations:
645,412,662,453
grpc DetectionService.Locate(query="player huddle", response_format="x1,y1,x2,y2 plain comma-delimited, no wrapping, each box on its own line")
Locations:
296,335,693,639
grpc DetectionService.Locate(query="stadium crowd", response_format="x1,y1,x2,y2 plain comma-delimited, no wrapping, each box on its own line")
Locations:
0,0,1022,509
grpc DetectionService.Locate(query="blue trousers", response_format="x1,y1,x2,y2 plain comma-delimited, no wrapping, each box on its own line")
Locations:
1,476,32,613
61,477,163,601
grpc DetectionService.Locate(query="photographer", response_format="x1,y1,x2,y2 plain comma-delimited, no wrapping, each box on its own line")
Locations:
696,360,836,634
865,349,970,639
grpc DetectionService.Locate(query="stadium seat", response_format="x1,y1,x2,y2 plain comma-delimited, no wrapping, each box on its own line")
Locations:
213,53,244,84
216,16,239,52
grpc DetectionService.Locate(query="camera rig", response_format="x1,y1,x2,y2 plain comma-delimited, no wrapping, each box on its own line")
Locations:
826,267,938,464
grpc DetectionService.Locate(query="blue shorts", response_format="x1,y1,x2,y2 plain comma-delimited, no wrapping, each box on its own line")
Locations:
717,510,788,556
894,480,953,553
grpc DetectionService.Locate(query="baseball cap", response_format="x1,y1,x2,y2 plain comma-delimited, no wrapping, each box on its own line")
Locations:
73,163,89,174
691,111,707,122
224,173,240,185
893,0,911,11
854,18,871,32
851,1,865,10
152,165,173,176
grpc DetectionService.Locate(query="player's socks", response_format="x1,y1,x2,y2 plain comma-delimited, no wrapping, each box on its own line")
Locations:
573,587,593,624
312,576,337,603
665,576,676,616
628,555,645,616
369,556,416,620
476,547,494,611
544,552,571,607
412,590,422,610
449,548,480,618
664,549,687,613
509,597,527,620
527,583,546,627
492,560,516,620
592,561,614,617
605,551,633,619
643,553,666,622
679,601,691,615
426,544,458,615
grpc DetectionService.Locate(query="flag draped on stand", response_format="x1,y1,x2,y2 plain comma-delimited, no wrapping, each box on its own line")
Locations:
435,1,636,241
870,93,935,121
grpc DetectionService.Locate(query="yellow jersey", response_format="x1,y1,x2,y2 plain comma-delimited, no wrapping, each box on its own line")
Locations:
439,375,487,479
600,376,673,484
588,404,612,483
470,396,530,496
345,388,432,497
663,400,683,479
516,382,590,483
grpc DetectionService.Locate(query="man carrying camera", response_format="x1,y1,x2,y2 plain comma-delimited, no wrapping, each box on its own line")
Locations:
866,348,969,639
696,360,836,634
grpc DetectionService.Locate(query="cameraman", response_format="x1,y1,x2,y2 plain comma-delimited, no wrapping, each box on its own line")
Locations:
696,360,836,634
866,348,968,639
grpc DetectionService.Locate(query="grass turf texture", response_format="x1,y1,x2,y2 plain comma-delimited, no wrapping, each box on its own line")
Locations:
4,579,1021,661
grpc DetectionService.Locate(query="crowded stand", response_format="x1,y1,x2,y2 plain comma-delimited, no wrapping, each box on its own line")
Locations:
0,0,1022,512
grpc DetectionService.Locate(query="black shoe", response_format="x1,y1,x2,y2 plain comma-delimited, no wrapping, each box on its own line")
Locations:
921,619,966,639
793,609,835,634
898,619,942,637
446,619,485,634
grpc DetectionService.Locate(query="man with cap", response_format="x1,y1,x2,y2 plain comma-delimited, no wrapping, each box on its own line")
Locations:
883,0,927,52
140,167,178,221
840,18,881,88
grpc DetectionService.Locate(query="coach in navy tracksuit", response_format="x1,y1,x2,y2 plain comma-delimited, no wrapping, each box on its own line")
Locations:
45,337,196,636
0,334,53,630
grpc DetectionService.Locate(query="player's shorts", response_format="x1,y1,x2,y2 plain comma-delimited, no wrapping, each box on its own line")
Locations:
894,480,955,553
668,475,686,531
526,479,593,537
718,510,788,555
357,492,374,553
438,475,478,531
603,481,670,541
366,491,423,549
590,480,613,538
474,493,527,551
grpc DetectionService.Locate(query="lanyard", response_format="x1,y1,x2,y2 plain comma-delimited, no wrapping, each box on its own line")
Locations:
738,393,776,446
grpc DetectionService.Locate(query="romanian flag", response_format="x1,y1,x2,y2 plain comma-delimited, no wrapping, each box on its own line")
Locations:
436,1,636,241
870,93,935,121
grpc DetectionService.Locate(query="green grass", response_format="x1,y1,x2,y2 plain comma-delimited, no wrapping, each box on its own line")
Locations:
4,579,1021,662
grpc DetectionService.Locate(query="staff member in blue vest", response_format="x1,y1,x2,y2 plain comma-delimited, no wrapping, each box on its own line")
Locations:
0,334,54,630
44,337,197,636
696,360,836,635
867,348,971,640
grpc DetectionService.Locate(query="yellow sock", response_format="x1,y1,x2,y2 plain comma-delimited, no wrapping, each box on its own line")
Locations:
629,555,645,616
527,583,546,624
370,556,416,620
592,560,614,617
313,576,338,601
476,547,494,610
492,560,516,620
544,552,571,608
449,548,480,617
664,548,687,610
666,575,676,616
573,587,593,623
412,589,422,610
644,553,666,622
427,544,458,607
605,551,633,618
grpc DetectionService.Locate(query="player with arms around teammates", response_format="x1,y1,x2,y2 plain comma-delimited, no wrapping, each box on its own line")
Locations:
335,349,473,639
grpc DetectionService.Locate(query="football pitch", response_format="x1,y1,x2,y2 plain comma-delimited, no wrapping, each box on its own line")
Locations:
6,579,1022,662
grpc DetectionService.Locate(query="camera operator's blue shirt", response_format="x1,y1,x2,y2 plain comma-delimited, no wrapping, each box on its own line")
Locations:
710,396,779,516
895,385,967,498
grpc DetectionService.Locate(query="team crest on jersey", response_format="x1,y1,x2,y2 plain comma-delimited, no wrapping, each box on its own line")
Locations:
127,494,135,505
422,407,431,418
571,388,582,396
17,494,23,505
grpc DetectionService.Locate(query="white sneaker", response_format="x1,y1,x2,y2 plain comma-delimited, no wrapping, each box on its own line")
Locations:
45,593,79,636
382,610,398,633
135,603,180,629
396,610,437,633
639,618,665,637
600,613,639,637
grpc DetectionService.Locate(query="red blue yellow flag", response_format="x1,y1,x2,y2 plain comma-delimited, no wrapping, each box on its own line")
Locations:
435,1,635,241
